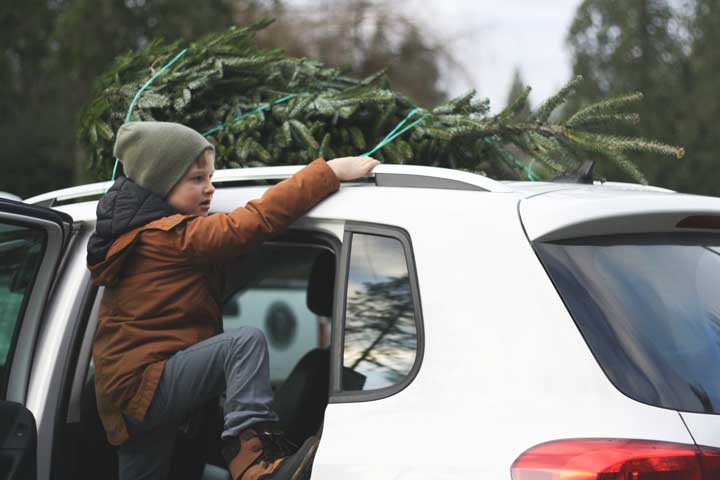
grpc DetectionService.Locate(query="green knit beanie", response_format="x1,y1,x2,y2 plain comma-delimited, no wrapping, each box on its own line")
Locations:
113,121,215,197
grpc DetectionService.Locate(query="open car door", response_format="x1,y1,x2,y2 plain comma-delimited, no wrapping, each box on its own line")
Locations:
0,198,73,479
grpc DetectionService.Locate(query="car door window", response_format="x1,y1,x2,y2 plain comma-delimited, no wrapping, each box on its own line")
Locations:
341,231,421,393
0,222,45,397
223,243,332,386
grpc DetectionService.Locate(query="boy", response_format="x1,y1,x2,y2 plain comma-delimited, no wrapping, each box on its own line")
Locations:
87,121,379,480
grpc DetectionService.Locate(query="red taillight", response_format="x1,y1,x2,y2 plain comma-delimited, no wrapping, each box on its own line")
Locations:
698,446,720,479
511,439,720,480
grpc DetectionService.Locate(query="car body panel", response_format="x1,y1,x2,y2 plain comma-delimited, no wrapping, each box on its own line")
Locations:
26,225,93,480
311,189,694,479
680,413,720,448
519,189,720,241
15,168,717,479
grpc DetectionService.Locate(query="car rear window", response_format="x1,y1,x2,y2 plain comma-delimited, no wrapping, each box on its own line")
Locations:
535,234,720,414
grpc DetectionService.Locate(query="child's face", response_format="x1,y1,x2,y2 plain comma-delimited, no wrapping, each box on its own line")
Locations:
166,150,216,216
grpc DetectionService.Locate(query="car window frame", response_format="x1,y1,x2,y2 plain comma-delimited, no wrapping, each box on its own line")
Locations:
329,221,425,403
221,233,339,386
0,211,67,402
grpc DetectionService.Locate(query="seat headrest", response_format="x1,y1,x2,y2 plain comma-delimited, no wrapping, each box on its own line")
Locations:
306,251,335,316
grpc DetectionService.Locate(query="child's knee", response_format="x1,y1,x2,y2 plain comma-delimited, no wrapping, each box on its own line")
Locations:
232,326,267,349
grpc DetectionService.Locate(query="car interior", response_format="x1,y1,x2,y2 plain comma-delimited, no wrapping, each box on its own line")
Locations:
57,233,341,479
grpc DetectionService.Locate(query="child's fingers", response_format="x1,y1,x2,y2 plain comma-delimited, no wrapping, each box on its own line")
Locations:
360,157,380,173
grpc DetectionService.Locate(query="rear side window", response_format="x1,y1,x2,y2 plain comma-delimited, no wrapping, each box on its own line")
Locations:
0,222,45,395
536,234,720,414
342,232,420,393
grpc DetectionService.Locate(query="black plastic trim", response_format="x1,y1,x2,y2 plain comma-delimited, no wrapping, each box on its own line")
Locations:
51,278,96,479
0,198,73,227
329,222,425,404
222,229,341,303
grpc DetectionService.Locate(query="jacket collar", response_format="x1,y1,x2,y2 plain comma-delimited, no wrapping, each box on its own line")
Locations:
87,177,177,266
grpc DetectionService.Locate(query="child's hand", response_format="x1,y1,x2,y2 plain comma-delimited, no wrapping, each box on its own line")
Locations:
326,156,381,181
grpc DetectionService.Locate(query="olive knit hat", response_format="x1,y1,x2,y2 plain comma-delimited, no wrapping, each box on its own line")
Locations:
113,121,214,197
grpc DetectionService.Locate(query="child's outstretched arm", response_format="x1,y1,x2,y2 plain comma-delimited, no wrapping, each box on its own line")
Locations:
175,156,378,262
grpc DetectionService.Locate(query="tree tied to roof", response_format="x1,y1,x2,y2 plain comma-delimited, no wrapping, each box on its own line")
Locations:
79,20,684,184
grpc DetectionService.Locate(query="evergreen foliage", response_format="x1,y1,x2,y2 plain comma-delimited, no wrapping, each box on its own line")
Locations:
79,21,683,183
504,69,531,122
565,0,702,191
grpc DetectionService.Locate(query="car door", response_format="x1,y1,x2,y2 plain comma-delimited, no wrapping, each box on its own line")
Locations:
0,198,73,480
312,221,426,479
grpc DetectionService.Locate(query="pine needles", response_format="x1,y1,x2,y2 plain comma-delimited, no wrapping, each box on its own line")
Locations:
78,20,684,183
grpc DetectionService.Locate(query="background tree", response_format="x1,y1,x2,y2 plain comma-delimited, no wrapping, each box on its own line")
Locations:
1,2,75,198
678,0,720,196
232,0,451,106
1,0,234,198
565,0,699,190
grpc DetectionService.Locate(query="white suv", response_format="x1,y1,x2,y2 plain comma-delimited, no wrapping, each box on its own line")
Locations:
1,165,719,480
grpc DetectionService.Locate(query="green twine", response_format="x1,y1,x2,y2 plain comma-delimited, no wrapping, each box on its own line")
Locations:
525,158,540,181
111,48,189,182
361,108,428,157
483,138,539,181
202,93,312,137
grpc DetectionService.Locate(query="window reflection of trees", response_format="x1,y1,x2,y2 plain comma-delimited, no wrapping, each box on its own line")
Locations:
344,274,417,388
0,226,44,365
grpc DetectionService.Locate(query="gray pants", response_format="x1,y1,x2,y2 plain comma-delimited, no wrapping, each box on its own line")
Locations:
117,327,279,480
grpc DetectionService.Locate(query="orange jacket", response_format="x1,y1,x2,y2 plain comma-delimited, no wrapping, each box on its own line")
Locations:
89,159,339,445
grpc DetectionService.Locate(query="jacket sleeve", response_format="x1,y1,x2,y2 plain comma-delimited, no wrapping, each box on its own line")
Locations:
175,158,340,263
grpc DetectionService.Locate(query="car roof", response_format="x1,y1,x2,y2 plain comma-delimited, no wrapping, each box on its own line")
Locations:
23,165,720,238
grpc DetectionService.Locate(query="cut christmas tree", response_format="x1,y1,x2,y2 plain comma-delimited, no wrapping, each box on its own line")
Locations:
78,20,684,184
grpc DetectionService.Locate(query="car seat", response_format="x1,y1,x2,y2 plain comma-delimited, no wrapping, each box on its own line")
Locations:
272,250,335,446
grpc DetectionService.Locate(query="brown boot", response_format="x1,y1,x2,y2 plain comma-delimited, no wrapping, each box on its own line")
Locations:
223,428,319,480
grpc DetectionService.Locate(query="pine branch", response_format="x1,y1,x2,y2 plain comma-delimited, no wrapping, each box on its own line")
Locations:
606,152,650,185
530,75,583,123
566,113,641,129
564,93,644,127
78,22,684,185
496,86,532,122
568,131,685,159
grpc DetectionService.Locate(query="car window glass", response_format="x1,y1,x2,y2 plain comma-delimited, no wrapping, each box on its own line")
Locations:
342,233,417,391
223,244,331,386
536,234,720,414
0,222,45,396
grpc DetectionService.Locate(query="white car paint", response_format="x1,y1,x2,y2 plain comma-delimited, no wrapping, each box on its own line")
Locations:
681,413,720,448
16,165,720,479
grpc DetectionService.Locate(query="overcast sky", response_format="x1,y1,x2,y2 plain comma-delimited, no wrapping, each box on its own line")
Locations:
405,0,584,111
